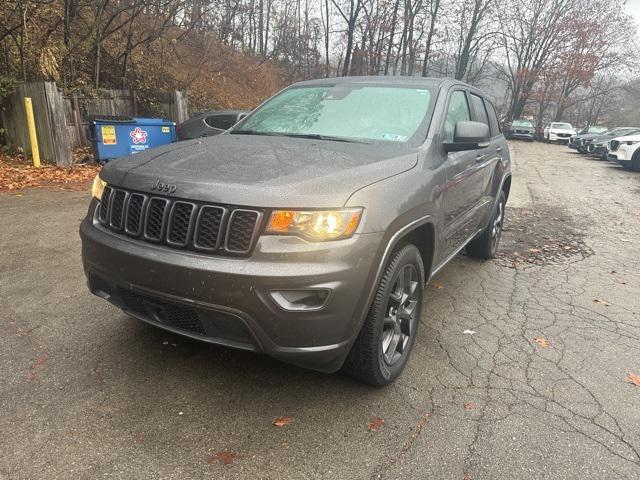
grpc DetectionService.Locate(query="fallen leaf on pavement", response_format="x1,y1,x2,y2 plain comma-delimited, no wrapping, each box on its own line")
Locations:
615,278,627,285
30,355,46,369
135,432,142,444
433,283,444,289
528,248,542,253
627,373,640,387
463,403,475,410
535,337,548,348
367,418,385,430
208,451,237,465
464,472,473,480
594,299,610,306
273,415,293,427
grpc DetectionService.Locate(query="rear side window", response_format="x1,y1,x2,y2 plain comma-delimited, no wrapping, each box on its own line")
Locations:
443,91,471,142
485,101,501,137
205,114,237,130
469,93,489,128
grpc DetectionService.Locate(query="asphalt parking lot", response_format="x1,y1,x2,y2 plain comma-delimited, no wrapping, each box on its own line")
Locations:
1,141,640,479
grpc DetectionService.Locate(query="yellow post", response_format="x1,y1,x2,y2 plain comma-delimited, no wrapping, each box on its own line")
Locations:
24,97,41,168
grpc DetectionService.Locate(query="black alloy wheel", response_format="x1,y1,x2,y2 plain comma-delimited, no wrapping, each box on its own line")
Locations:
381,264,420,366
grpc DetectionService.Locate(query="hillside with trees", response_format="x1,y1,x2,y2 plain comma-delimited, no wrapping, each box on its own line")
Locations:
0,0,638,125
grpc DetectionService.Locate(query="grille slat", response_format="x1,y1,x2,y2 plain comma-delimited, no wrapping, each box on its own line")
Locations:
109,190,127,230
125,193,146,235
226,210,260,253
194,206,226,250
99,187,113,223
97,186,260,256
144,198,170,241
167,202,196,247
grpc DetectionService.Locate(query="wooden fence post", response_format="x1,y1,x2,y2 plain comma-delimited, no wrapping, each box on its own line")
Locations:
72,92,87,147
172,91,189,124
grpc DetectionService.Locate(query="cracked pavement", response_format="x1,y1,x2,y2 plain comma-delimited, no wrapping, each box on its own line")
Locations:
1,141,640,479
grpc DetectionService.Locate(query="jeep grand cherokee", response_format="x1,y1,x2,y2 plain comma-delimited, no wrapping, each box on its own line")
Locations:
81,76,512,385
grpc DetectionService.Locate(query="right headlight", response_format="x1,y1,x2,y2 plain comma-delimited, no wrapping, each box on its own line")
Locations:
266,208,363,241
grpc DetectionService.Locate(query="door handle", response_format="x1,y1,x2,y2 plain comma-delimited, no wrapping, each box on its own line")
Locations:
496,146,504,153
475,154,486,163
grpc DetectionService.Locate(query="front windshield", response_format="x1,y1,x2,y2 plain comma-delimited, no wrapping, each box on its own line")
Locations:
233,85,433,143
587,126,607,133
512,120,533,127
551,123,572,129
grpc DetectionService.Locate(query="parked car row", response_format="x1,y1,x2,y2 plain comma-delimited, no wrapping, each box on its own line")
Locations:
569,126,640,171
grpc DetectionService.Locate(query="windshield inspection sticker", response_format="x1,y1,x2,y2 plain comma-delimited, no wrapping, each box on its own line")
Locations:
101,125,116,145
381,133,407,141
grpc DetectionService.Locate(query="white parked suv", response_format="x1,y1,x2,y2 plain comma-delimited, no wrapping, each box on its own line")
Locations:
544,122,577,143
608,134,640,171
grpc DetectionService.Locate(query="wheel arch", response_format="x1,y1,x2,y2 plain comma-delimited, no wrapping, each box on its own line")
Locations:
393,222,436,282
501,174,512,201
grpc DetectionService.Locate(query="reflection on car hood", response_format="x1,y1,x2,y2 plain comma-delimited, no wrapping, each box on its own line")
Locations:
100,134,419,208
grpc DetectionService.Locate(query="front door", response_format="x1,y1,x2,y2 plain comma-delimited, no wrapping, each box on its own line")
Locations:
441,90,486,256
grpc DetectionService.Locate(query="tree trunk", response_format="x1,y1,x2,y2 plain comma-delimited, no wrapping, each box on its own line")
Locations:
384,0,401,75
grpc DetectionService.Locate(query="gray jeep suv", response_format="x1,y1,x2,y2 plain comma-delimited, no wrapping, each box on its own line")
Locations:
81,76,511,385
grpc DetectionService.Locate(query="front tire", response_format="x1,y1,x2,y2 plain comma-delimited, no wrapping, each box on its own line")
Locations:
467,190,506,260
343,244,424,386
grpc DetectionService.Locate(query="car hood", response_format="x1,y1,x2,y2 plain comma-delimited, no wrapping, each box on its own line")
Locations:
576,133,604,141
589,133,618,143
612,134,640,143
100,134,419,208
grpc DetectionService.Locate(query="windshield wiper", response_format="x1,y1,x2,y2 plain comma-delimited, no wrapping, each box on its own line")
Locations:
229,130,368,144
278,133,369,144
229,129,280,136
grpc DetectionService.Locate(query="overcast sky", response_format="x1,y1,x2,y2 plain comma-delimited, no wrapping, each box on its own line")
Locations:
627,0,640,25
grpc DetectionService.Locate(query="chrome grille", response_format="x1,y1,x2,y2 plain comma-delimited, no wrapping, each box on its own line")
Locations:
97,187,261,256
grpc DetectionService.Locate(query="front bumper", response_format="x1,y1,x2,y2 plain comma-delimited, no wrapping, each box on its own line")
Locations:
590,145,607,157
548,133,572,142
611,143,638,164
507,130,534,140
80,201,383,373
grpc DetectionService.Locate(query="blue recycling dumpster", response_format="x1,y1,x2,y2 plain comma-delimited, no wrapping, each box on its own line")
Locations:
89,116,176,162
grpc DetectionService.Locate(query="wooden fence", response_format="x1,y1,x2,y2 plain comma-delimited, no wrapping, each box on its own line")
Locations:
1,82,72,166
1,82,189,166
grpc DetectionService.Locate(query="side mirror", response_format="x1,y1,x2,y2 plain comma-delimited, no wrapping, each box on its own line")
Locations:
444,121,490,152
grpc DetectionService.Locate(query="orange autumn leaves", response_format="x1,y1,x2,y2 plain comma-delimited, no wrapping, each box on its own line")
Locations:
0,152,99,192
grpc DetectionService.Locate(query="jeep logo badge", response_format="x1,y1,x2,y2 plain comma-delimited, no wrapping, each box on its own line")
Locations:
151,180,177,194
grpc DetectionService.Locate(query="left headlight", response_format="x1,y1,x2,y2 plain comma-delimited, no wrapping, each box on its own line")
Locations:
92,174,106,200
266,208,363,241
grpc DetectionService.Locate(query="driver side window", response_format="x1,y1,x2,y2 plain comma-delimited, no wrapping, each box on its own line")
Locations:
443,91,471,143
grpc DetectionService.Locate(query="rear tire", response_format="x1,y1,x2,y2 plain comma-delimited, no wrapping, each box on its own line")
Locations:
467,190,506,260
343,244,424,386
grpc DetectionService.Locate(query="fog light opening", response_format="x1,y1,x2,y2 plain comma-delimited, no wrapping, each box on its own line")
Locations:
270,289,331,311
